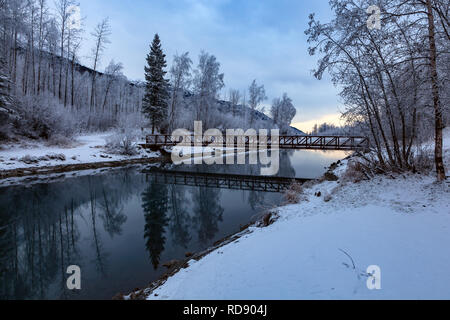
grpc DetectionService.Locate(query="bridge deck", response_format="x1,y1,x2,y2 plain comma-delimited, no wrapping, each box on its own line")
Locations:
142,135,369,151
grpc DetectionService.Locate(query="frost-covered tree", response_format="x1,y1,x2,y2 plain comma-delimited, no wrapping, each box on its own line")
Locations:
306,0,449,179
169,52,192,130
90,17,111,110
0,58,12,112
229,89,241,117
55,0,75,100
192,51,224,127
142,34,170,134
102,60,123,111
0,1,145,137
0,51,14,139
270,93,296,134
248,80,266,125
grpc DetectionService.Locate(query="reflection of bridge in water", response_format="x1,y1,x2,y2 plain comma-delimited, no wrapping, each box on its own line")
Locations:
143,169,310,193
142,135,370,151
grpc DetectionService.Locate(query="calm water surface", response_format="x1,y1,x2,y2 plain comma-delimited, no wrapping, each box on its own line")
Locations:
0,150,350,299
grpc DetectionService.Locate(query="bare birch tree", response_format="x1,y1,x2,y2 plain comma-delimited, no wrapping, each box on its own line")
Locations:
90,17,111,111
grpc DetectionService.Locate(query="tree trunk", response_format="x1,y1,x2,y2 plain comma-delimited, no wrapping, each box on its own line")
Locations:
59,23,65,100
37,1,44,95
71,54,75,107
426,0,446,181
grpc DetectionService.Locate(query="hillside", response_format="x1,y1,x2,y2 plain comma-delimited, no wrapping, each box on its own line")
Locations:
177,92,304,135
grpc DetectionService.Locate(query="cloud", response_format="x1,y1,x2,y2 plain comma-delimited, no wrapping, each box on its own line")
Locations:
76,0,338,125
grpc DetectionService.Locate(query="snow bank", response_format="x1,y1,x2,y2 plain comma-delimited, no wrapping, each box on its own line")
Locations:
144,130,450,300
0,133,159,172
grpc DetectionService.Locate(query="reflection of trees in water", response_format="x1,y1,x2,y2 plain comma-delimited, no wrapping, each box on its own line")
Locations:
175,151,297,178
191,187,224,244
142,183,169,270
248,190,263,211
0,156,297,299
0,204,16,298
0,169,141,299
88,180,107,278
278,150,296,178
168,185,191,248
175,154,295,243
99,188,127,238
141,183,192,268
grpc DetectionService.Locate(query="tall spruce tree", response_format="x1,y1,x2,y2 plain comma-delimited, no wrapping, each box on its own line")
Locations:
142,34,170,134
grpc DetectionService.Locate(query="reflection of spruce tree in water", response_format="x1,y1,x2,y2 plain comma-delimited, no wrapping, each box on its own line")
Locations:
192,187,224,244
142,183,169,270
168,185,191,248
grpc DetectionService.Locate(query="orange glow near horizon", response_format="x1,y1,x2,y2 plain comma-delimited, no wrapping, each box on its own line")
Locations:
292,113,343,133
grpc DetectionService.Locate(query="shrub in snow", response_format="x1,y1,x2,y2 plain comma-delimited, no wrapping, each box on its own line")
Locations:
324,171,339,181
106,130,139,156
47,153,66,161
0,121,9,140
342,160,369,183
410,146,434,174
284,182,306,204
46,134,74,147
0,107,13,140
16,95,77,141
323,191,332,202
38,155,50,161
256,212,279,228
19,155,39,164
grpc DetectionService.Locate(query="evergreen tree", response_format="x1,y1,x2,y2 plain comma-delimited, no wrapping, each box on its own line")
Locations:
142,34,170,134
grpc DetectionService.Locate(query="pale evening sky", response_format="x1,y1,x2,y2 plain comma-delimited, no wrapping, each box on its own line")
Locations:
73,0,344,132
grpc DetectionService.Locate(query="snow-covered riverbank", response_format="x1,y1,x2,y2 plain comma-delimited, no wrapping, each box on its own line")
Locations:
0,133,160,176
145,170,449,299
137,132,450,300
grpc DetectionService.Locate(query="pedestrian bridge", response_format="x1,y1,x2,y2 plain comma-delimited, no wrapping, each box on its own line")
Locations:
141,135,370,151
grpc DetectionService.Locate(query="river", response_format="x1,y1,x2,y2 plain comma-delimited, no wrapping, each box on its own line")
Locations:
0,149,350,300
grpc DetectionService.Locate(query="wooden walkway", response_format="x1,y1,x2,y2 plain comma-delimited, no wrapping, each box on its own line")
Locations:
142,135,370,151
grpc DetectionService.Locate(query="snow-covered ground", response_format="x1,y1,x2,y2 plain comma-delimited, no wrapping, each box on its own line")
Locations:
144,131,450,300
0,133,159,172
